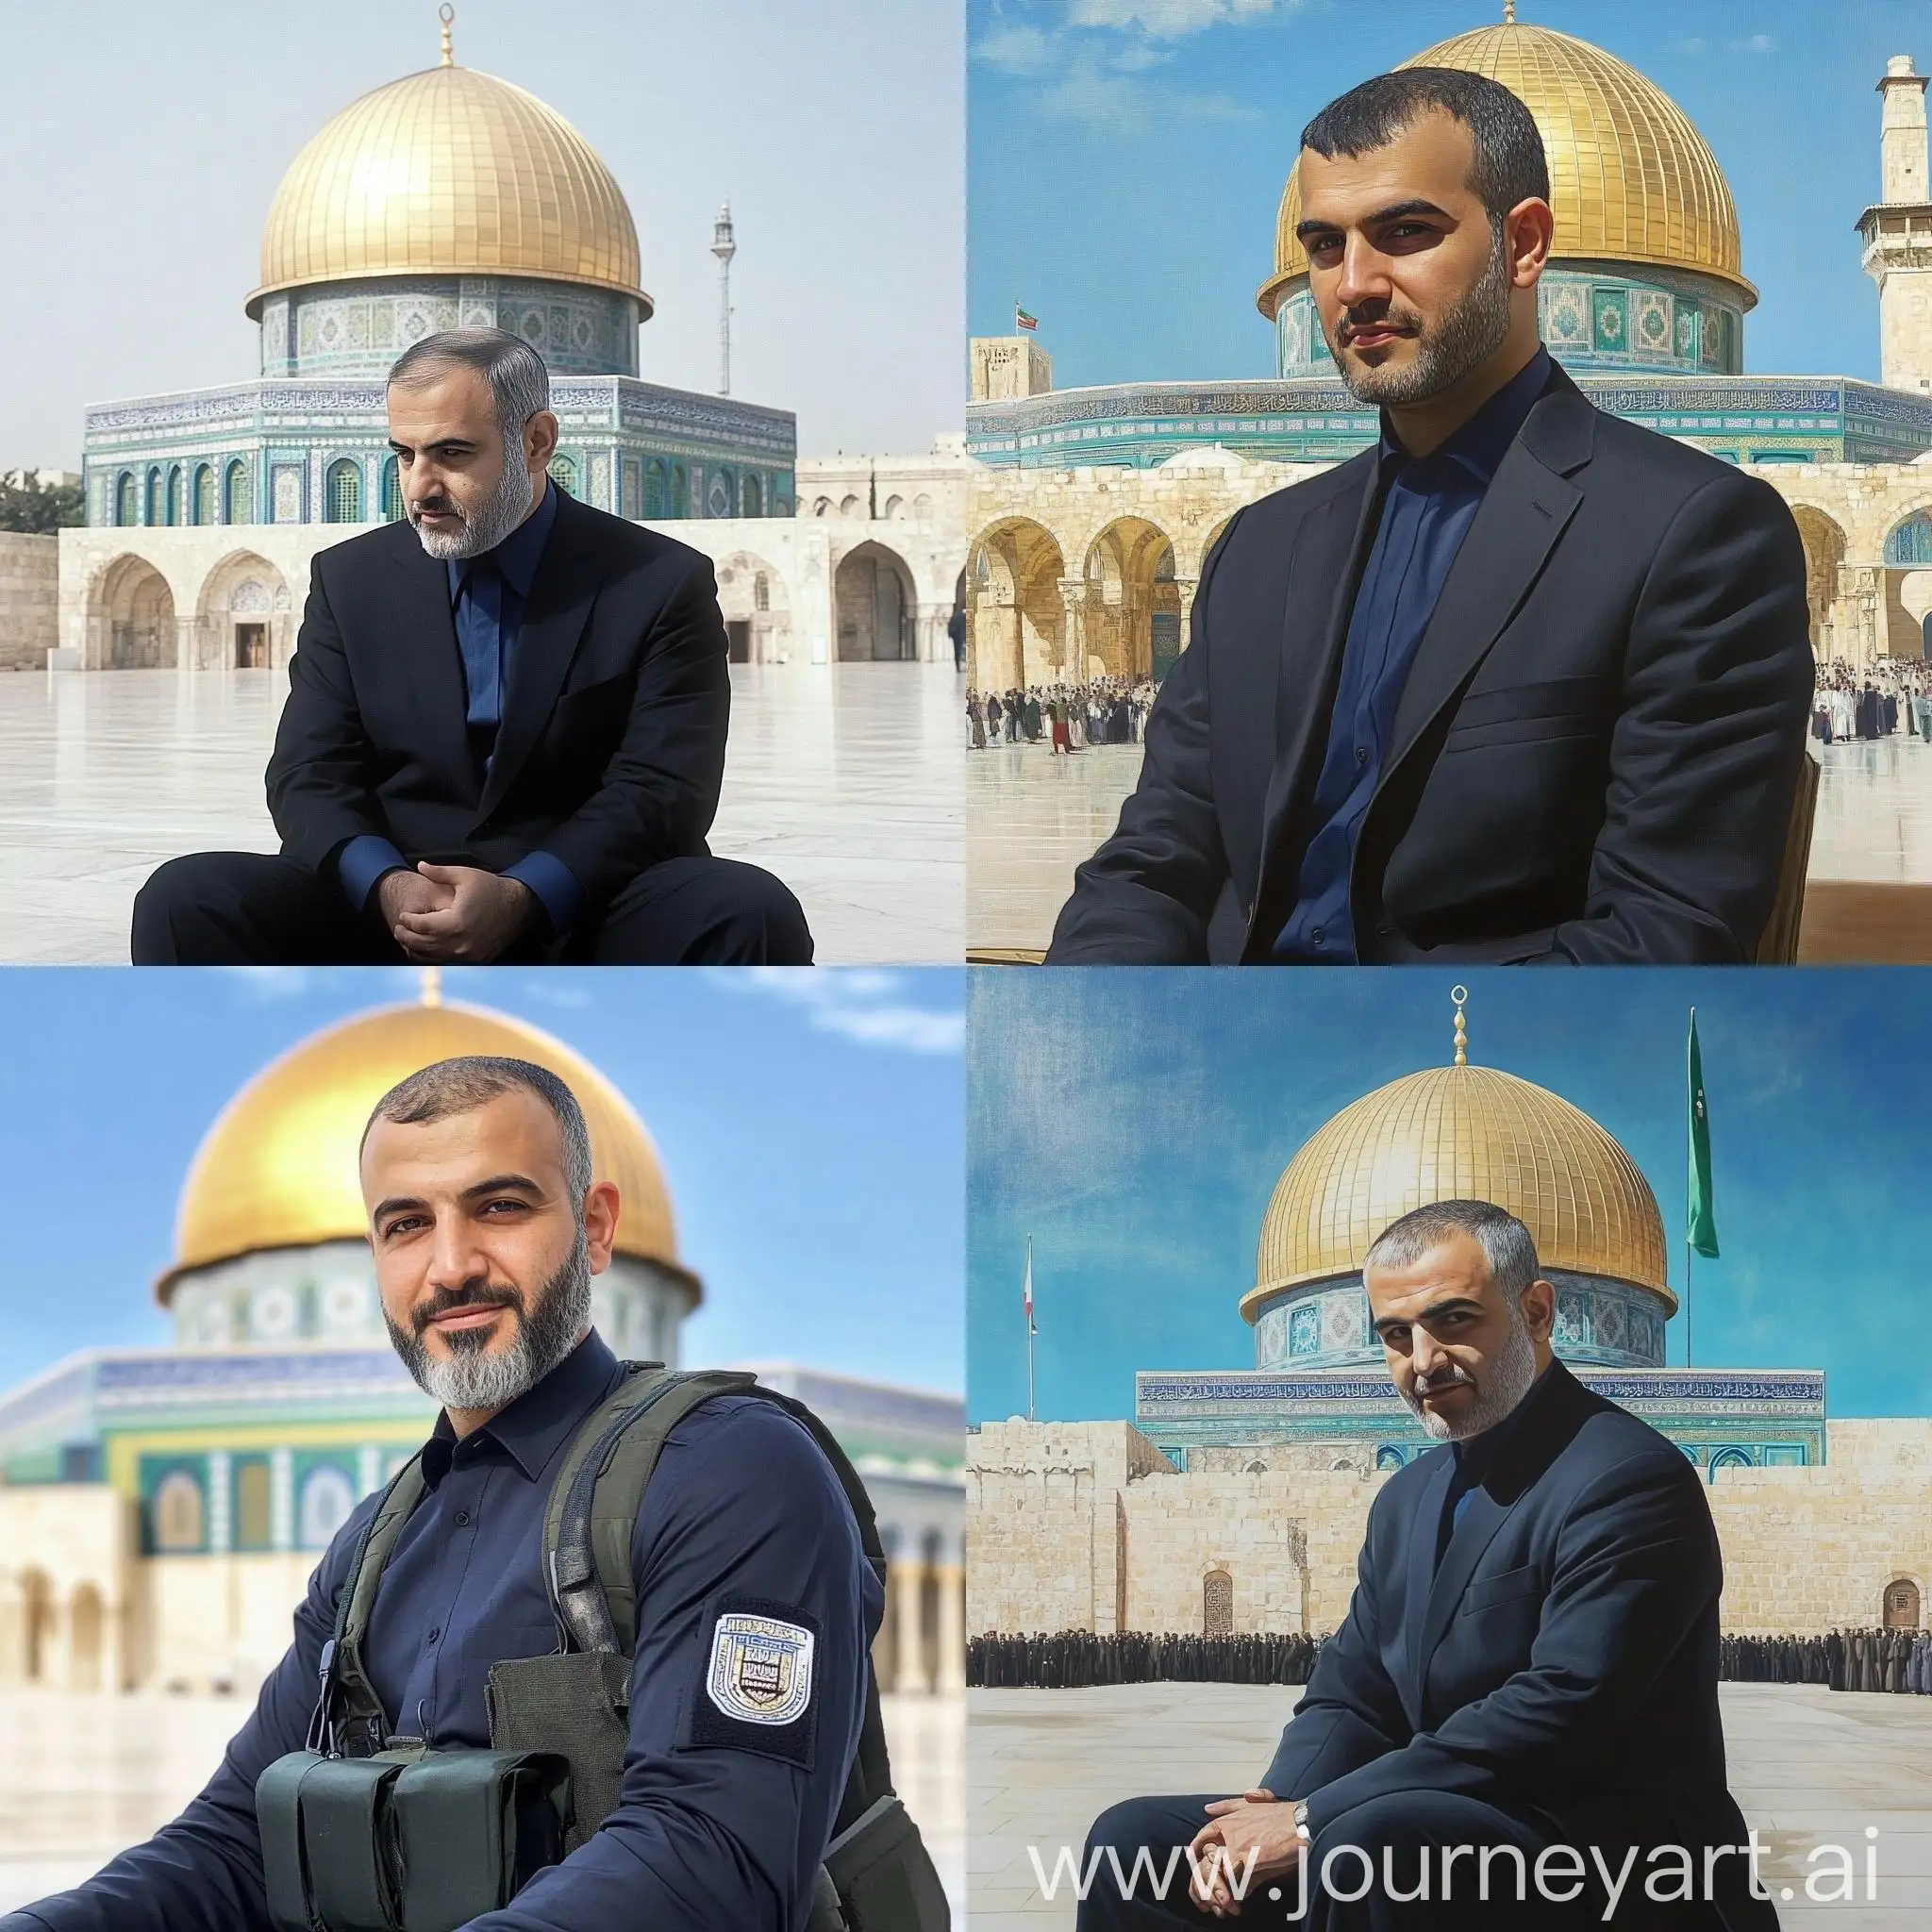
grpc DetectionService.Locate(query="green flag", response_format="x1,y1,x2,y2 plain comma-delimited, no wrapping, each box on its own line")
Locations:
1688,1009,1719,1258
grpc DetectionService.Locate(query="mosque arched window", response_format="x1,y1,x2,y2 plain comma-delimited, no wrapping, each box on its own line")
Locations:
234,1458,273,1551
1885,510,1932,567
551,455,579,499
153,1469,205,1553
224,459,249,525
165,466,184,527
620,458,641,519
754,573,770,613
1375,1445,1406,1471
325,458,363,525
380,455,403,523
709,472,734,518
671,465,688,518
115,473,136,527
644,459,666,519
143,469,161,526
742,475,763,518
1203,1569,1233,1638
193,465,215,526
298,1465,357,1551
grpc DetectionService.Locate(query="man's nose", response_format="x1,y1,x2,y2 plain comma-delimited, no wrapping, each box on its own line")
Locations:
424,1217,487,1291
1334,235,1391,310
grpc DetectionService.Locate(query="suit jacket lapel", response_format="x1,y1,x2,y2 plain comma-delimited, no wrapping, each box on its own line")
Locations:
1401,1452,1455,1732
387,536,474,787
1247,453,1383,948
477,495,601,820
1379,387,1592,784
1412,1479,1515,1720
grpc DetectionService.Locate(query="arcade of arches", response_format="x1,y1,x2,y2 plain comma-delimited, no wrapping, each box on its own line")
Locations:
965,459,1932,687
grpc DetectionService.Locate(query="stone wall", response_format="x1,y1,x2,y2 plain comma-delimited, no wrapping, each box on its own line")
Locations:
971,1416,1932,1640
0,533,58,670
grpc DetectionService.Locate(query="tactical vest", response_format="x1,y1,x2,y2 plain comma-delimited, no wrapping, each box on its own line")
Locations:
257,1363,951,1932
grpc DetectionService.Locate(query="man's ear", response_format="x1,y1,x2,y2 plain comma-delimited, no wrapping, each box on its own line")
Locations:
527,408,560,472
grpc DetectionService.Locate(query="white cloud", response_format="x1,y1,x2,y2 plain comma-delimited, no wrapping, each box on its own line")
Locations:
1743,32,1774,53
1067,0,1282,37
974,23,1063,75
726,970,964,1056
218,966,314,1003
516,978,593,1009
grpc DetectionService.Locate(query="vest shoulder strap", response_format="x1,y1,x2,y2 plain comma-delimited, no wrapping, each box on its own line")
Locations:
325,1455,429,1751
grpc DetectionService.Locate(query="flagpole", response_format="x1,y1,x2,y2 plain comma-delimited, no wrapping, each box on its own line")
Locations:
1685,1008,1693,1370
1024,1235,1036,1423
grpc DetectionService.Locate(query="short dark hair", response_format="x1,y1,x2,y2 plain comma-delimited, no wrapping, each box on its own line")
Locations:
360,1055,593,1205
387,326,550,437
1363,1199,1541,1301
1301,68,1550,231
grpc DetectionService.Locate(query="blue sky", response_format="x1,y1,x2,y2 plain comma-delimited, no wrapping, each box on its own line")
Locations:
968,969,1932,1424
969,0,1924,389
0,968,963,1398
0,0,961,471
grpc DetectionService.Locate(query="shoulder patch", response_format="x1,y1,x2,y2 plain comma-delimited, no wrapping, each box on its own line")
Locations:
688,1595,823,1769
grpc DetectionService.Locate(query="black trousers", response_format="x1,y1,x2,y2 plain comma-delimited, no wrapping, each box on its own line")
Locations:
1074,1792,1700,1930
130,852,814,965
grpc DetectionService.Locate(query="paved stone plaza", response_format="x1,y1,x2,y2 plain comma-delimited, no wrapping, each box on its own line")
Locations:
0,1687,963,1920
0,662,962,965
970,1681,1932,1929
968,739,1932,958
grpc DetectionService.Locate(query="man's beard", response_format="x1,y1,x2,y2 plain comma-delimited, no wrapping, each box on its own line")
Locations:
408,432,535,561
1400,1293,1540,1443
1328,223,1516,408
386,1230,593,1412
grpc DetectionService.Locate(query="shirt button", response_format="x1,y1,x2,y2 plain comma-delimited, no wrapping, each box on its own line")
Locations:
1311,928,1326,947
426,1627,441,1644
1356,746,1370,766
454,1510,471,1526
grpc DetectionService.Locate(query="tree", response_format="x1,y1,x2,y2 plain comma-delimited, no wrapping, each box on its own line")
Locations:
0,472,85,534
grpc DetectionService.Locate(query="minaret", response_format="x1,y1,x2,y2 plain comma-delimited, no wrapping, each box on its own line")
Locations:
710,201,737,397
1858,55,1932,392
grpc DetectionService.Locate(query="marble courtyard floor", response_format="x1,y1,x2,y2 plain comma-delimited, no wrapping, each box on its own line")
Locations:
971,1680,1932,1930
0,662,963,966
968,737,1932,958
0,1686,964,1921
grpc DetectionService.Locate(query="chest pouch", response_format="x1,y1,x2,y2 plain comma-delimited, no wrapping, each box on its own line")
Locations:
257,1741,571,1932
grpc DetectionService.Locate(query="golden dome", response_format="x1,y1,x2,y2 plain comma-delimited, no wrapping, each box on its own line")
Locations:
1259,14,1753,319
1244,1041,1671,1322
246,49,647,320
160,993,691,1303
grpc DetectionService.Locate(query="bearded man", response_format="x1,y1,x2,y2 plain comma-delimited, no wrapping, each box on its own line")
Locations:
1077,1201,1775,1931
1046,69,1813,966
131,328,812,965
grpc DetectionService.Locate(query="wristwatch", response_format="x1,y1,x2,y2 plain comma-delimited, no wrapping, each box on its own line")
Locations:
1293,1800,1310,1843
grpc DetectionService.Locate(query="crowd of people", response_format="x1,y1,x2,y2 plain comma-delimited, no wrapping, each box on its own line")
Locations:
969,1626,1932,1691
1811,658,1932,743
968,1630,1325,1688
965,678,1159,752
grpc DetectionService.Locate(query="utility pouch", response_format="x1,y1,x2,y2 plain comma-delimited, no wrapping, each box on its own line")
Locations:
485,1650,630,1855
256,1746,570,1932
821,1794,952,1932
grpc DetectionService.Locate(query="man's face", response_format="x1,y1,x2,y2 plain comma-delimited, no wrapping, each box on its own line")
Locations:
1365,1230,1552,1442
360,1090,617,1410
1296,109,1544,407
386,365,557,559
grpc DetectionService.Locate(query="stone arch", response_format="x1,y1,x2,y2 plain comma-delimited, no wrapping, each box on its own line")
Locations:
196,550,293,671
1884,1577,1923,1629
1900,572,1932,629
1790,506,1849,659
914,491,934,515
68,1584,104,1692
1884,507,1932,567
1203,1568,1233,1637
882,493,905,519
834,540,917,661
840,493,863,516
1081,518,1180,681
714,548,795,663
153,1470,204,1552
811,495,833,517
90,554,178,670
967,516,1067,690
21,1572,53,1682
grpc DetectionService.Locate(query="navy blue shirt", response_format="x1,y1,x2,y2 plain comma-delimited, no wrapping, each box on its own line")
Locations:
1435,1357,1556,1569
337,480,584,935
1274,348,1552,961
12,1331,881,1932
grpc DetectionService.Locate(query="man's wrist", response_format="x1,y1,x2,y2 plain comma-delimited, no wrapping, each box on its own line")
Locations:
1293,1799,1310,1843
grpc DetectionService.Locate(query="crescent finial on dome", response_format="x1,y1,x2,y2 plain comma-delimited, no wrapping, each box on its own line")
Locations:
1504,0,1517,24
1452,986,1469,1067
421,966,443,1008
439,3,455,67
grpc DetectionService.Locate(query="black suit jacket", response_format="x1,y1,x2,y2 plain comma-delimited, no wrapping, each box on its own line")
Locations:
1264,1359,1775,1932
1048,359,1815,964
265,489,729,915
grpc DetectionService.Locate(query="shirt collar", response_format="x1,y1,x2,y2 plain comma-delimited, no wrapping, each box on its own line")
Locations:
1377,344,1552,488
447,475,558,604
419,1326,625,1487
1450,1354,1556,1482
